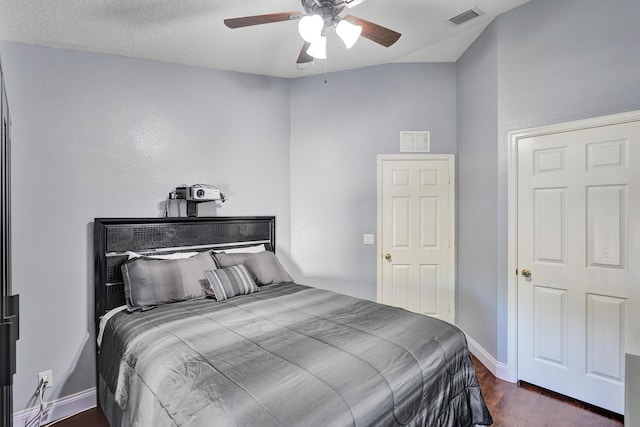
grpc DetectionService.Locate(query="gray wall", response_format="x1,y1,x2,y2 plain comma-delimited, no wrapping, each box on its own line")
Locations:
456,0,640,361
289,63,457,300
456,22,499,356
0,41,292,412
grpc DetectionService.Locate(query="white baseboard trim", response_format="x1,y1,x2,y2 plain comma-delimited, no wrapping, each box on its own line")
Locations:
13,387,96,427
465,333,513,383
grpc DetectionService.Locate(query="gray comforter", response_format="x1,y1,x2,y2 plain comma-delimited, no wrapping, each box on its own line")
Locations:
99,283,492,426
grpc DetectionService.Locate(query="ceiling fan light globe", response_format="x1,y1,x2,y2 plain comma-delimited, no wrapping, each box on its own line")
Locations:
306,36,327,59
298,15,324,43
336,20,362,49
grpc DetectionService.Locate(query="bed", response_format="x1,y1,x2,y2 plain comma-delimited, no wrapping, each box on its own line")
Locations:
94,216,493,427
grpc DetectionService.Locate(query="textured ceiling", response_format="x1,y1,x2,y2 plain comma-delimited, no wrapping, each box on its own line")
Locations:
0,0,531,78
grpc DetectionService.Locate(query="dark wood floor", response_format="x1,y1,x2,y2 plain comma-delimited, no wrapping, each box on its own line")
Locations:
470,357,623,427
47,356,623,427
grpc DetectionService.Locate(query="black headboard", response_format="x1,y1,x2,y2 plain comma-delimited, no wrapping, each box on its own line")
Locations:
94,216,276,324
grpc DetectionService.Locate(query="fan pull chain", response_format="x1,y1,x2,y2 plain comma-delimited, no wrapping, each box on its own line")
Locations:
324,58,328,84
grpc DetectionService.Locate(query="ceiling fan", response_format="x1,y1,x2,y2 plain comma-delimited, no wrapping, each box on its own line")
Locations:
224,0,401,64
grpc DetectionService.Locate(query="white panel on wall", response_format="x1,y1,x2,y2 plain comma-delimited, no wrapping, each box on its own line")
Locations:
534,188,566,264
587,185,625,268
587,294,625,382
586,139,628,171
400,131,430,152
392,197,410,248
534,285,567,366
392,265,410,308
420,197,438,248
534,147,566,174
420,265,438,315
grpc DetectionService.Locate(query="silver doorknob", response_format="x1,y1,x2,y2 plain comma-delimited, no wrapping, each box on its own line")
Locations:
384,253,392,262
521,268,532,278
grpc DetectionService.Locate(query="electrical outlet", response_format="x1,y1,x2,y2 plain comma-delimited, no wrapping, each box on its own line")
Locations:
38,370,53,388
363,234,375,245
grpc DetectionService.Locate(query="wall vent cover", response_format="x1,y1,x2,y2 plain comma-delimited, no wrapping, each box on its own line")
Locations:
449,8,483,26
400,131,430,152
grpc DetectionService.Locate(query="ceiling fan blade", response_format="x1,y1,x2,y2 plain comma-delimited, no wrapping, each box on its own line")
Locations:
224,12,302,29
296,42,313,64
344,15,401,47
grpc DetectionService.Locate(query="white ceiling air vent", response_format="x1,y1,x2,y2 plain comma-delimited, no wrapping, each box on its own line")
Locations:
400,131,430,152
449,7,484,26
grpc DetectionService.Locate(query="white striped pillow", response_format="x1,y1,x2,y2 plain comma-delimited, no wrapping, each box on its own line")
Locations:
204,265,259,301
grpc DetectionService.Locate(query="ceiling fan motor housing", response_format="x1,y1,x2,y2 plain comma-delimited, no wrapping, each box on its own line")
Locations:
302,0,344,23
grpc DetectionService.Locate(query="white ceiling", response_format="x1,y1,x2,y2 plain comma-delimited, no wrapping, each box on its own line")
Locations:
0,0,531,79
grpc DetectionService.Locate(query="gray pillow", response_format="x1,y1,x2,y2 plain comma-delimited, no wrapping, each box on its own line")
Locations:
211,251,293,285
122,251,217,311
204,265,259,301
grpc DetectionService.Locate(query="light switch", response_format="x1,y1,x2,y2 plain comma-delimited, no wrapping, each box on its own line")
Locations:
363,234,375,245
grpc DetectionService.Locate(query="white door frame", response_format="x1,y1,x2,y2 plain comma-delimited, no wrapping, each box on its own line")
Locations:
376,154,456,323
506,110,640,382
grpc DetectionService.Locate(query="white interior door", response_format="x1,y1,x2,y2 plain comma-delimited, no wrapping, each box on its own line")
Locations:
516,119,640,414
377,155,454,324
